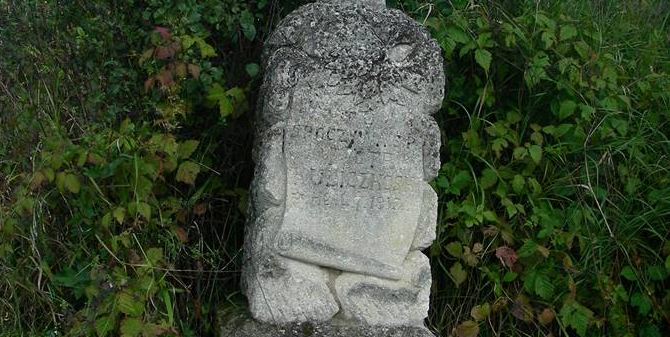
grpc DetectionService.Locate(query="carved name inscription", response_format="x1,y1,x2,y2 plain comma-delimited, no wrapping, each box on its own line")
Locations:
275,100,427,279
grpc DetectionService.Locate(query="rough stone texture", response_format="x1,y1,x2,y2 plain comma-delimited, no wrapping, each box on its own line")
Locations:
242,0,444,326
219,316,437,337
334,252,431,327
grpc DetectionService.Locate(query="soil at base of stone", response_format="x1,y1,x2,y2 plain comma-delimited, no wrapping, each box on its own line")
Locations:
219,316,438,337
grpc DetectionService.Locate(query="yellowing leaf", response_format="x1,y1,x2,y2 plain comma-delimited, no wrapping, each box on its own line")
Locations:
64,173,81,194
113,207,126,224
455,320,479,337
177,140,199,159
219,96,234,118
538,307,555,326
449,262,468,287
30,171,45,190
129,202,151,221
196,38,217,58
176,161,200,185
137,202,151,220
470,303,491,322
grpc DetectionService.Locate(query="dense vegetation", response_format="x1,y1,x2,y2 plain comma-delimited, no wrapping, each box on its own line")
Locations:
1,0,668,336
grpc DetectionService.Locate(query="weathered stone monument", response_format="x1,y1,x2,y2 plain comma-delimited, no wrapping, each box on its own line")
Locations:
226,0,445,335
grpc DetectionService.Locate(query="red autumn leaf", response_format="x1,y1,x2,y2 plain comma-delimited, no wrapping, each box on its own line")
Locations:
155,25,172,40
155,42,180,60
193,297,202,320
171,225,188,243
495,246,518,268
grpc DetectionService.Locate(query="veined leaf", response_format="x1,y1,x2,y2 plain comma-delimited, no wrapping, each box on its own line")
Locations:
176,161,200,185
475,49,492,72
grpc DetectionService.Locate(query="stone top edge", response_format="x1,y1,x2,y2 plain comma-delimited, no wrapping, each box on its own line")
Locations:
318,0,386,10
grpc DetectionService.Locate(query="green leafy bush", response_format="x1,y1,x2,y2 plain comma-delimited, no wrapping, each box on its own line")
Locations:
1,0,669,336
397,0,670,335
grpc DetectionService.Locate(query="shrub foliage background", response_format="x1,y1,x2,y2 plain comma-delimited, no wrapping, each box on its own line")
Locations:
1,0,669,336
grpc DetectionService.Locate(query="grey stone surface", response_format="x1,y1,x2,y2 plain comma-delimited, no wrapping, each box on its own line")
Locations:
219,316,437,337
334,252,431,327
242,0,444,326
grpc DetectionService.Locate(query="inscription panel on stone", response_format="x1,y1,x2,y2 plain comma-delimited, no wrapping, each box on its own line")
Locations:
276,96,425,279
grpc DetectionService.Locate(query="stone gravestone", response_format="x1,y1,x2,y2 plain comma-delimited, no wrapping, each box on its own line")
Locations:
230,0,444,335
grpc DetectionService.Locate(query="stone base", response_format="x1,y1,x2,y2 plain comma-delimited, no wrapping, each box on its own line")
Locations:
219,316,437,337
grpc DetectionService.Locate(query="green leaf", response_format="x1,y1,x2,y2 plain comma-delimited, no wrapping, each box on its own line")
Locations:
177,140,199,159
518,240,537,257
101,212,112,228
449,262,468,287
64,173,81,194
176,161,200,185
534,274,555,300
630,292,652,315
136,202,151,220
480,168,498,189
560,25,578,41
614,284,629,301
541,31,555,49
447,27,470,44
474,49,492,72
528,145,542,164
580,104,595,119
512,175,525,194
620,266,636,281
95,315,115,337
559,302,593,337
180,35,196,50
117,291,144,316
573,41,590,60
647,265,668,281
245,63,260,77
240,10,257,40
446,242,463,257
145,247,163,266
120,317,143,337
559,100,577,120
196,38,216,58
638,324,662,337
113,207,126,224
502,272,518,282
219,96,234,118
